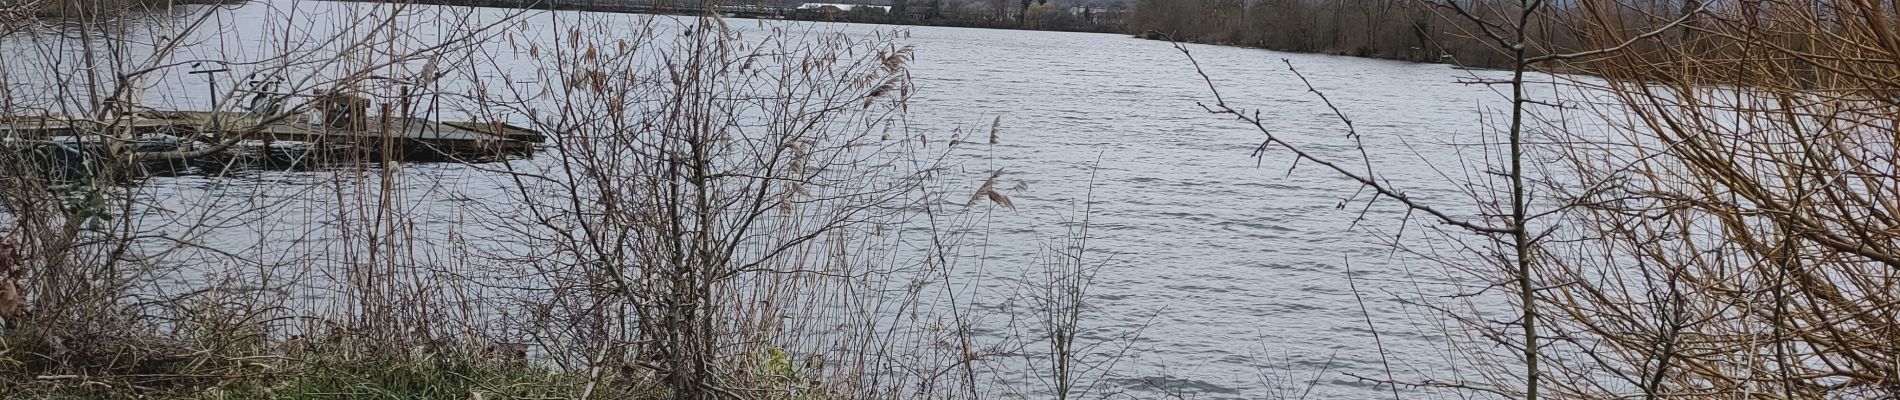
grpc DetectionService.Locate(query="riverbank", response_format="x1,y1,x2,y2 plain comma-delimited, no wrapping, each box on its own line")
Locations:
319,0,1128,34
325,0,1510,68
1,343,647,399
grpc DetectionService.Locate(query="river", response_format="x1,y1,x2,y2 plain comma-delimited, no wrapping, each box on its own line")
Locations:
11,1,1600,398
894,17,1580,399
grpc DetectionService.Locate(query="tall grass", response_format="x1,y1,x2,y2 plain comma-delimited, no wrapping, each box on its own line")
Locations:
0,1,1147,398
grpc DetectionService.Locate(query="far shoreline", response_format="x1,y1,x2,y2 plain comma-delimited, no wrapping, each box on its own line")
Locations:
313,1,1513,72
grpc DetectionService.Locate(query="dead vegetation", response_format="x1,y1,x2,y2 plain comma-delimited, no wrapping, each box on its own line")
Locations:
9,0,1892,398
1178,0,1900,398
0,0,1145,399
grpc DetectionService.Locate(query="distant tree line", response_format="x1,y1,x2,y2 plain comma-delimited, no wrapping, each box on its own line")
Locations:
317,0,1680,70
331,0,1130,33
848,0,1131,33
1126,0,1614,68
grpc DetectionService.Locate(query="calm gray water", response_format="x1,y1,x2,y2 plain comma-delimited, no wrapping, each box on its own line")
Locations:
8,1,1598,398
894,22,1563,399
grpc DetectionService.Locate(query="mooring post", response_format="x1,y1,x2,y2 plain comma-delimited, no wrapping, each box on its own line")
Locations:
187,64,231,109
188,64,231,132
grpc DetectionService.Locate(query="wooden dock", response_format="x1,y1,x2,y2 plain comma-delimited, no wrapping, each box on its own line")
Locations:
327,0,800,19
0,111,545,161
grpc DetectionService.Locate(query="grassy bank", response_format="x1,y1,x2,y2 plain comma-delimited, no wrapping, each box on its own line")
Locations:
2,350,643,399
0,315,646,399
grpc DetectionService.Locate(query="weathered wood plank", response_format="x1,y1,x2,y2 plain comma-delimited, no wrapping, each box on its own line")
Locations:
0,111,542,160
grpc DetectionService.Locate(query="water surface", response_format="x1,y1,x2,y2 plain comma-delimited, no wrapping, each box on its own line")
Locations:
10,2,1598,397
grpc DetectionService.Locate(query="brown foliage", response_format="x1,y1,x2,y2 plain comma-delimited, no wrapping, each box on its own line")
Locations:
0,240,20,320
1532,0,1900,397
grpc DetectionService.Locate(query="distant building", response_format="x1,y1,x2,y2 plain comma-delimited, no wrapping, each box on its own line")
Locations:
795,3,891,20
1067,6,1125,25
796,3,891,13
